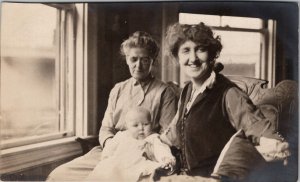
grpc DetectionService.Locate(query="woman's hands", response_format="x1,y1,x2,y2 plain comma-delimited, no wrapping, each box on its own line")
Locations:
160,156,176,172
256,137,290,165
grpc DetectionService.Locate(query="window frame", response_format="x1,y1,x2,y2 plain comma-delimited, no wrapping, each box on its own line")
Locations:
0,3,89,174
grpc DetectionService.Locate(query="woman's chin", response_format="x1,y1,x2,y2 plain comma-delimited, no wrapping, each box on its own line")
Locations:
186,72,203,79
133,74,149,81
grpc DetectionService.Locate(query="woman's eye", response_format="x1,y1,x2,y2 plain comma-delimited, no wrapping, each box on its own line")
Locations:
129,57,137,62
196,47,206,53
141,57,151,64
181,48,189,54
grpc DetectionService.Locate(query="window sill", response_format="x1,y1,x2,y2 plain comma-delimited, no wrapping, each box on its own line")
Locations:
0,137,82,174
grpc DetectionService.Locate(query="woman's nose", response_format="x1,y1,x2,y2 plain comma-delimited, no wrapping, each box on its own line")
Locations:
189,51,198,63
136,59,142,69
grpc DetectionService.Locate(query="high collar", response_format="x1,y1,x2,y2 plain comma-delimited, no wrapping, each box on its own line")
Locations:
192,71,216,95
184,71,216,114
131,74,154,93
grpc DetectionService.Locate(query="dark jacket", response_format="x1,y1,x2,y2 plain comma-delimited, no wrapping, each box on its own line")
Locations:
176,74,237,176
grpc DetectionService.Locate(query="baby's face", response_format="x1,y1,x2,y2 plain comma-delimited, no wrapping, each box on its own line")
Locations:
126,112,152,140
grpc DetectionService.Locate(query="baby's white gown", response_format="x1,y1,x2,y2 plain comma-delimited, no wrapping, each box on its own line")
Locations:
86,132,172,181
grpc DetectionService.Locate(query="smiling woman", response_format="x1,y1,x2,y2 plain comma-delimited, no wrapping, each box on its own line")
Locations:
178,40,211,83
166,22,222,87
159,22,290,180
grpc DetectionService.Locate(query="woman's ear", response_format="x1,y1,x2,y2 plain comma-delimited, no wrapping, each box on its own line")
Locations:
149,59,156,69
151,58,155,66
125,56,130,66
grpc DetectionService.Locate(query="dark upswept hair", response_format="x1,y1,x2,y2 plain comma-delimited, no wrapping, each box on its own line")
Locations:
120,31,159,61
165,22,222,62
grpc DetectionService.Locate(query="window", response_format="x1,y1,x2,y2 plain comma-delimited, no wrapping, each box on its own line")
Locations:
1,3,75,149
179,13,276,87
0,3,88,174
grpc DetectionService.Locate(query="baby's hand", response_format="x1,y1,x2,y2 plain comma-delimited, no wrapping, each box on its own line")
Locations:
160,157,176,171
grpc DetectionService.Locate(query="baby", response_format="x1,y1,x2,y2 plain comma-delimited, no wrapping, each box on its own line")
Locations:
86,107,176,181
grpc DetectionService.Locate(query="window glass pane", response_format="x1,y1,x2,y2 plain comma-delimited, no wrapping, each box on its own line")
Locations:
216,30,261,77
179,13,220,26
1,3,59,141
221,16,263,29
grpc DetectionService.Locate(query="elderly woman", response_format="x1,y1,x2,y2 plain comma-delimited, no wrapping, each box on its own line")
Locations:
159,22,290,180
48,31,177,181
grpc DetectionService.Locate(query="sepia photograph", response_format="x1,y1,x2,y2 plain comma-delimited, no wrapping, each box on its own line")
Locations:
0,1,298,181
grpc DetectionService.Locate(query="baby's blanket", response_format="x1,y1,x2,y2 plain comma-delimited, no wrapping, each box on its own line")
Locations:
86,132,162,181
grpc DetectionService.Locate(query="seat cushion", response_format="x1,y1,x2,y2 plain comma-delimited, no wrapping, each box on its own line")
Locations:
211,130,266,180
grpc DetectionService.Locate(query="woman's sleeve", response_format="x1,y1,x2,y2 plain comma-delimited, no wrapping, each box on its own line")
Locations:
159,108,180,147
151,135,175,163
99,84,120,147
158,86,178,133
101,132,122,159
224,87,282,145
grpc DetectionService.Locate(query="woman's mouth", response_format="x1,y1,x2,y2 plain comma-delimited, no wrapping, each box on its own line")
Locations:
135,70,144,73
188,64,199,68
187,63,201,69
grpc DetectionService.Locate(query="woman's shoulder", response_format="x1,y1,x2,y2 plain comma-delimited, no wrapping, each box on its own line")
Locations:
180,81,192,95
152,78,169,88
109,78,132,94
150,78,178,96
113,78,132,89
212,74,239,92
216,74,236,85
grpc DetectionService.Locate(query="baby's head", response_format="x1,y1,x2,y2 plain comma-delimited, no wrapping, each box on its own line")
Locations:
125,107,152,140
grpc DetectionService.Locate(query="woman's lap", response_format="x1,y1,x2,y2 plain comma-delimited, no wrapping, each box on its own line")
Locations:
47,146,102,181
